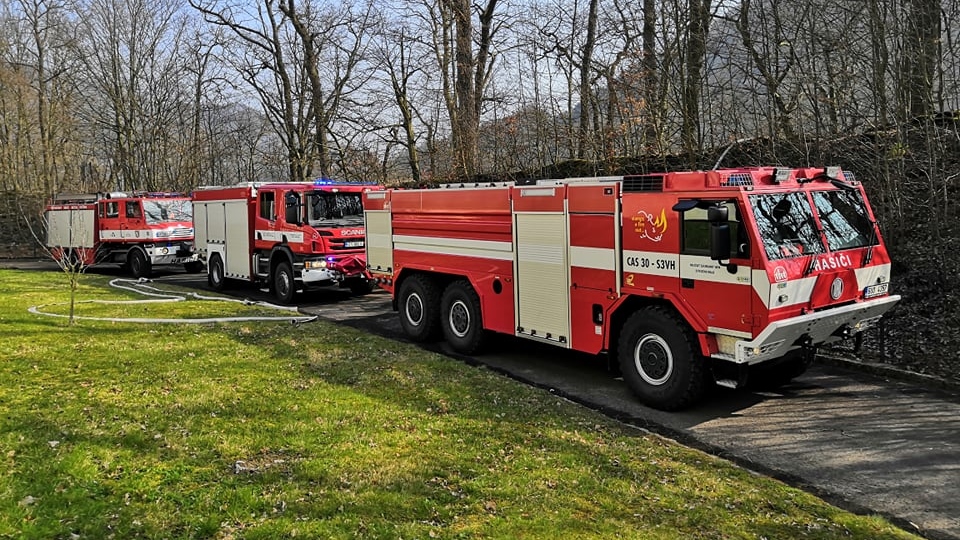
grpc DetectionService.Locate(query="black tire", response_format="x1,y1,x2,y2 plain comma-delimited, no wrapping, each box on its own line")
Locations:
748,348,814,390
397,274,441,342
618,307,708,411
208,254,226,291
184,260,204,274
128,248,152,279
440,280,486,354
348,278,376,296
273,261,296,304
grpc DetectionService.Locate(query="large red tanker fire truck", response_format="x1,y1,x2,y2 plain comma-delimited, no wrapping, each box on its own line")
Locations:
44,192,200,277
192,179,382,303
363,166,901,410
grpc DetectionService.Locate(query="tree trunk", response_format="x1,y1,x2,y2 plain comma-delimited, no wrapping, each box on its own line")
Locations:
577,0,599,160
682,0,710,162
905,0,940,118
642,0,658,151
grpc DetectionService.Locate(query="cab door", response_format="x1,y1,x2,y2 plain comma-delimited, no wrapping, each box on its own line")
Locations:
98,200,122,242
123,200,145,240
675,199,754,339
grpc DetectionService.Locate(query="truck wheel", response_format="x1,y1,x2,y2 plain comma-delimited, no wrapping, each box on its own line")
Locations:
397,274,441,342
208,254,226,291
128,248,152,279
618,307,708,411
348,278,376,296
273,261,296,304
440,280,486,354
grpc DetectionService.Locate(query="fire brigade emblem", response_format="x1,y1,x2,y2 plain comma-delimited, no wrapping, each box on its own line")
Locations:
830,277,844,300
634,209,668,242
774,266,788,283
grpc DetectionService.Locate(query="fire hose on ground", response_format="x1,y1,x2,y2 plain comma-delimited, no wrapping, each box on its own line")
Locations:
28,278,318,324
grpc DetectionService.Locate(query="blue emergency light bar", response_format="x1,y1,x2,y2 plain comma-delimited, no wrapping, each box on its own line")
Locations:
313,177,379,186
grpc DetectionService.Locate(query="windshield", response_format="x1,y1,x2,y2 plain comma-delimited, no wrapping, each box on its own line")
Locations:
749,193,825,260
143,199,192,225
307,191,363,225
811,190,877,251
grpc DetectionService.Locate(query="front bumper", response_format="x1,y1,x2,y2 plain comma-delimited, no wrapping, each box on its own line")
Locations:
302,267,345,285
147,244,198,265
717,295,901,364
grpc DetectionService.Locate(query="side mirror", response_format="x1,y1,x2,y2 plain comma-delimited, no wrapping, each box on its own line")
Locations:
707,205,728,222
285,192,302,225
710,223,731,261
708,205,730,261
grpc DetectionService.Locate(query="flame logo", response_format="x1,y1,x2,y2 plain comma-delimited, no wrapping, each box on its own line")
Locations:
634,209,668,242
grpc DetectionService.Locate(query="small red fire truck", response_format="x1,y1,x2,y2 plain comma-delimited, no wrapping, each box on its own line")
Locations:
44,192,200,277
192,179,382,303
363,166,901,410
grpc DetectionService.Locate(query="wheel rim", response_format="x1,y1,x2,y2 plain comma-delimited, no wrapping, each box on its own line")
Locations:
277,270,291,298
448,299,470,338
634,333,673,386
404,292,424,326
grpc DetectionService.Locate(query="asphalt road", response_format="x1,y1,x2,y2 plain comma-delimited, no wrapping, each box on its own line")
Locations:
5,260,958,539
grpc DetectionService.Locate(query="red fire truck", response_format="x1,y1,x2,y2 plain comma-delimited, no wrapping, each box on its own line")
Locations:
44,192,200,277
192,179,382,303
363,166,901,410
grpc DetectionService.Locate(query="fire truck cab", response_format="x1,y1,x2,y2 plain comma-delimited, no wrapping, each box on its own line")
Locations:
44,192,199,277
193,179,382,303
363,166,900,410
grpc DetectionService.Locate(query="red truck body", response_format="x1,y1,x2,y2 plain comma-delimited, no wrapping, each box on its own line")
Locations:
193,180,382,303
364,166,900,410
44,192,199,277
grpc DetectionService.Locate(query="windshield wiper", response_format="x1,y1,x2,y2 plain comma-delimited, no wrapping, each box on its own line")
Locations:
829,178,859,191
802,253,817,276
862,220,879,267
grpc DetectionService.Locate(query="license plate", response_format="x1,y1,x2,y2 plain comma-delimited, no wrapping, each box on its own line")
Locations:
864,282,889,298
343,241,364,248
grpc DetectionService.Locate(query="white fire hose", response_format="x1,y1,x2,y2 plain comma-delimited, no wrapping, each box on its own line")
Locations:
28,278,318,324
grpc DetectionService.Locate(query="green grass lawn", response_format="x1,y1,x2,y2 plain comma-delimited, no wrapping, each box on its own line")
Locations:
0,269,919,539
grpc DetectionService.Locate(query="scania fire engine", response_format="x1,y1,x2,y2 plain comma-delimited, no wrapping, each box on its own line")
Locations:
192,179,382,303
363,166,901,410
44,192,200,277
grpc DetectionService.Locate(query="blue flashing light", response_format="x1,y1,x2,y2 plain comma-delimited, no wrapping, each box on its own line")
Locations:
313,177,379,186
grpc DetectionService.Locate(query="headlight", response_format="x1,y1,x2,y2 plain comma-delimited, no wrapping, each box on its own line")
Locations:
305,260,327,269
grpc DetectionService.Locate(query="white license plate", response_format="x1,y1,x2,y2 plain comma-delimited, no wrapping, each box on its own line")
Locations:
864,282,890,298
343,241,364,248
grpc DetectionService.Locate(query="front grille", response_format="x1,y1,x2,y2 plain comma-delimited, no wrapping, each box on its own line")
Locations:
328,238,365,251
167,227,193,239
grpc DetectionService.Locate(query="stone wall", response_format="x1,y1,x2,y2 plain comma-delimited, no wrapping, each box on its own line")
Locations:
0,192,46,258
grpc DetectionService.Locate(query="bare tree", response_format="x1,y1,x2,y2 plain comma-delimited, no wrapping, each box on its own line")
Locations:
641,0,660,151
426,0,500,178
680,0,711,159
191,0,311,182
77,0,189,191
278,0,376,179
903,0,940,118
23,197,94,324
373,21,427,183
731,0,800,141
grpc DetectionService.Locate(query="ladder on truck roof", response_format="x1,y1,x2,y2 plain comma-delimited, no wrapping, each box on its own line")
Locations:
52,193,99,204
